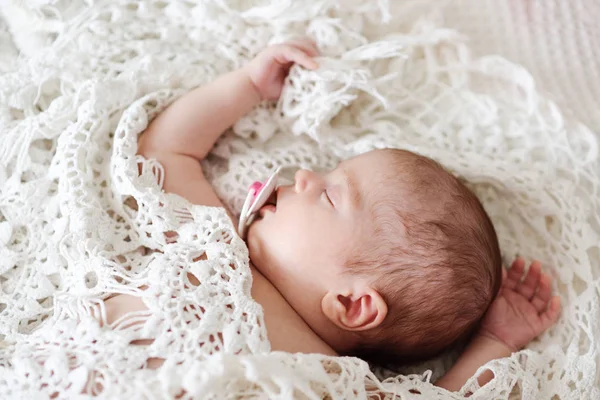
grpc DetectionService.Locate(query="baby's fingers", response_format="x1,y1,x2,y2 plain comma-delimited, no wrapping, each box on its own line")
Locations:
276,45,318,70
517,260,542,300
505,257,526,290
531,273,553,312
286,39,319,57
540,296,561,330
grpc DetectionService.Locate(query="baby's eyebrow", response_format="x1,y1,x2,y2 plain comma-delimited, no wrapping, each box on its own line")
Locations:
342,167,361,209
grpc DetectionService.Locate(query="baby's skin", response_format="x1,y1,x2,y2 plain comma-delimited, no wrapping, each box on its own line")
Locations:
102,40,560,393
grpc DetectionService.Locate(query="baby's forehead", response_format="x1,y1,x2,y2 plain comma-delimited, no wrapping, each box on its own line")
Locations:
328,160,404,216
340,151,410,188
341,149,453,211
343,149,404,173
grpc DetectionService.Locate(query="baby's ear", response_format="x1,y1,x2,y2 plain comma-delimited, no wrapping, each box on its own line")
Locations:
321,288,387,331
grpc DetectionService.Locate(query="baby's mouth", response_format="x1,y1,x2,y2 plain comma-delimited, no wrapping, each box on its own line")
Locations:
266,190,277,207
259,191,278,217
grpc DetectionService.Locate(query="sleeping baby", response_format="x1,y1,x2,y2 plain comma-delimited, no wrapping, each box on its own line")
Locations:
244,146,502,364
105,39,560,392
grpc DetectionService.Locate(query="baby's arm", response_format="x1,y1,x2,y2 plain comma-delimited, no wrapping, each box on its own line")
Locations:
138,40,318,207
435,258,561,392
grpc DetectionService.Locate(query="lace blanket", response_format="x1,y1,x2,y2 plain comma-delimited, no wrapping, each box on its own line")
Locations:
0,1,598,398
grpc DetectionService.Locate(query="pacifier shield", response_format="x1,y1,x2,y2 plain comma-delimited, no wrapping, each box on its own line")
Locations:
238,167,281,238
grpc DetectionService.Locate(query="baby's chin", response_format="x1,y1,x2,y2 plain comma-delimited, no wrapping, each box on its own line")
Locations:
244,218,289,283
245,222,267,270
245,221,288,286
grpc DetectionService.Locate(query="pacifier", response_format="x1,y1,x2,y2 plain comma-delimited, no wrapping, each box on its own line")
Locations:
238,167,281,239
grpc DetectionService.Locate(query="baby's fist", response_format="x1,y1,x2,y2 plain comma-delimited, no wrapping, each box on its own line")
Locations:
245,39,319,101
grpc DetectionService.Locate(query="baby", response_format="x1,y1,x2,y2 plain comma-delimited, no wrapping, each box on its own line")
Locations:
121,39,561,391
246,147,502,364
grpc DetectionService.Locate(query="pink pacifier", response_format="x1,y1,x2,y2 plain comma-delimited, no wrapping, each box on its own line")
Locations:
238,167,281,238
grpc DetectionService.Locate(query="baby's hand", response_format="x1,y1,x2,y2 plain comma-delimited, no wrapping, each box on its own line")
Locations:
477,258,561,352
244,39,319,101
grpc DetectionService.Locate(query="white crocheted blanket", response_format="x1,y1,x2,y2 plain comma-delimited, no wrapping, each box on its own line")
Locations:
0,1,599,399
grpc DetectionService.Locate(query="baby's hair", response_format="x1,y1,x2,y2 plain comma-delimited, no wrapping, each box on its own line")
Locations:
347,149,502,365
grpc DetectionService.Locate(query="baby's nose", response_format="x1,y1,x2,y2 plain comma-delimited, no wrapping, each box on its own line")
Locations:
294,169,317,192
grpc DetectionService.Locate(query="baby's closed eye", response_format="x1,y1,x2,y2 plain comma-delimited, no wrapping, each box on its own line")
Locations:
321,190,334,207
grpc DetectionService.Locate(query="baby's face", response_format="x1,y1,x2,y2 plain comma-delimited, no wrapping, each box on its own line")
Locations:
246,151,392,317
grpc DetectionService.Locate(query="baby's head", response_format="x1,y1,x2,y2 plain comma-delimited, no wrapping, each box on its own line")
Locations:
247,148,502,364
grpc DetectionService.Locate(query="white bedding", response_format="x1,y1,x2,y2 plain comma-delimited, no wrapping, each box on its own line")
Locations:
0,1,598,398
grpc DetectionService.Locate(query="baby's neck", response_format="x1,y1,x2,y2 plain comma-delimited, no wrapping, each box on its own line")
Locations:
249,263,337,356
